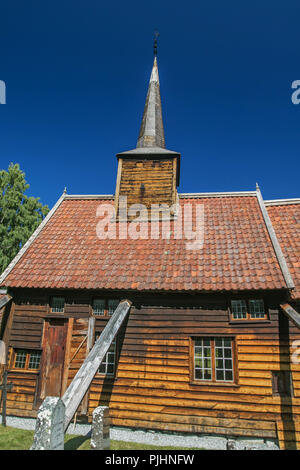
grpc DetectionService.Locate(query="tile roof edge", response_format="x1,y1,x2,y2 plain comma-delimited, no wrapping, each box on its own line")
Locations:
64,192,257,200
179,191,257,198
0,192,66,287
256,187,295,290
265,198,300,206
64,194,114,199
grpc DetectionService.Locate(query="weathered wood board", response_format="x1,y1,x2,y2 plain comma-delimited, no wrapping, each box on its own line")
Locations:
62,300,131,431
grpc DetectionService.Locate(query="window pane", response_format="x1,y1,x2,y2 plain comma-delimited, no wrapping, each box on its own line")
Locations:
249,300,265,318
98,340,116,375
224,348,232,358
194,357,201,368
93,299,105,316
231,300,247,319
203,359,210,371
51,297,65,313
194,338,212,381
215,348,223,358
225,370,233,381
28,351,42,369
214,338,234,382
108,299,119,315
14,350,27,368
216,369,224,381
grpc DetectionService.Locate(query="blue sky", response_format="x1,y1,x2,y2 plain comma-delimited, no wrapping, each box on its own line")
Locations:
0,0,299,209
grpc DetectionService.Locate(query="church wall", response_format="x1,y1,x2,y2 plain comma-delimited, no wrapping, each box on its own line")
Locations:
2,288,300,449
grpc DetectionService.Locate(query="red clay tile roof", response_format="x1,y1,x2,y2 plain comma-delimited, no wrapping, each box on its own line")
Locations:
0,195,288,293
267,203,300,299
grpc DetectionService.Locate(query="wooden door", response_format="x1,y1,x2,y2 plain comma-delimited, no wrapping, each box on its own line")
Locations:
39,319,68,399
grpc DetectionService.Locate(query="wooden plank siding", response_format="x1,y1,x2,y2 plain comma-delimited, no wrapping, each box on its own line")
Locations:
1,289,300,449
116,158,178,216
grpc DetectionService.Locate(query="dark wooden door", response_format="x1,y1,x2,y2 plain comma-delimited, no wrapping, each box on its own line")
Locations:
39,319,68,400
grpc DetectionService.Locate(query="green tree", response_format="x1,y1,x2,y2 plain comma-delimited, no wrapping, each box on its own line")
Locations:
0,163,49,274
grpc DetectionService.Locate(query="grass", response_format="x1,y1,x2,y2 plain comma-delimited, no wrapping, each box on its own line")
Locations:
0,425,203,450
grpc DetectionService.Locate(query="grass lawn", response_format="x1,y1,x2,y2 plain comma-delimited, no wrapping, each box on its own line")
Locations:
0,425,203,450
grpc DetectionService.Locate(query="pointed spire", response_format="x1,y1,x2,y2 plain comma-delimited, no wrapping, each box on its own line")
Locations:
136,55,165,149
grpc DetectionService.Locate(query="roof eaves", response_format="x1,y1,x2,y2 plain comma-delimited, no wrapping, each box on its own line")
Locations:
0,192,66,287
256,186,295,290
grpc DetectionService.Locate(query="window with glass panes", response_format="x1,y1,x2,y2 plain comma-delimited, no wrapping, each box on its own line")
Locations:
193,338,235,383
92,299,119,316
92,299,106,316
231,300,247,319
98,340,116,376
13,349,42,370
194,339,212,380
108,299,119,315
50,296,65,313
249,300,265,318
231,299,266,320
215,338,234,382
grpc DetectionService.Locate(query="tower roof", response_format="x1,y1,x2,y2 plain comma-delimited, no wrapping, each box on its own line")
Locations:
136,56,165,149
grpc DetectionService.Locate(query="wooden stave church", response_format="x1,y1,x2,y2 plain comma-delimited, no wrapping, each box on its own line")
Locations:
0,54,300,449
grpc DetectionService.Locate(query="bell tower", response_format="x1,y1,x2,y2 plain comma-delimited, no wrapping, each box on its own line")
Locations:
114,42,180,219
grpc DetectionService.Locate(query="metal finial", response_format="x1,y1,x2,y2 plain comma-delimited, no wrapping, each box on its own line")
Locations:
63,186,67,194
153,30,159,56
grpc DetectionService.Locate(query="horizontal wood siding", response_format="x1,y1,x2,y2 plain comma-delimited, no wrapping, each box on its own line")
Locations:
88,305,300,449
2,289,300,449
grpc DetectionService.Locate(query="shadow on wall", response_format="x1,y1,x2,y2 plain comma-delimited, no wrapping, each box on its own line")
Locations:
277,311,297,449
98,314,129,409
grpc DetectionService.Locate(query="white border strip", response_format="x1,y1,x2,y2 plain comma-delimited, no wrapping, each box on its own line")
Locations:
179,191,256,198
256,187,295,290
0,192,66,286
65,194,114,200
265,198,300,206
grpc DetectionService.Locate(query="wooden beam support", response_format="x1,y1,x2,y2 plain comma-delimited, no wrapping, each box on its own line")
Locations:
62,299,131,431
0,295,12,310
280,303,300,330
